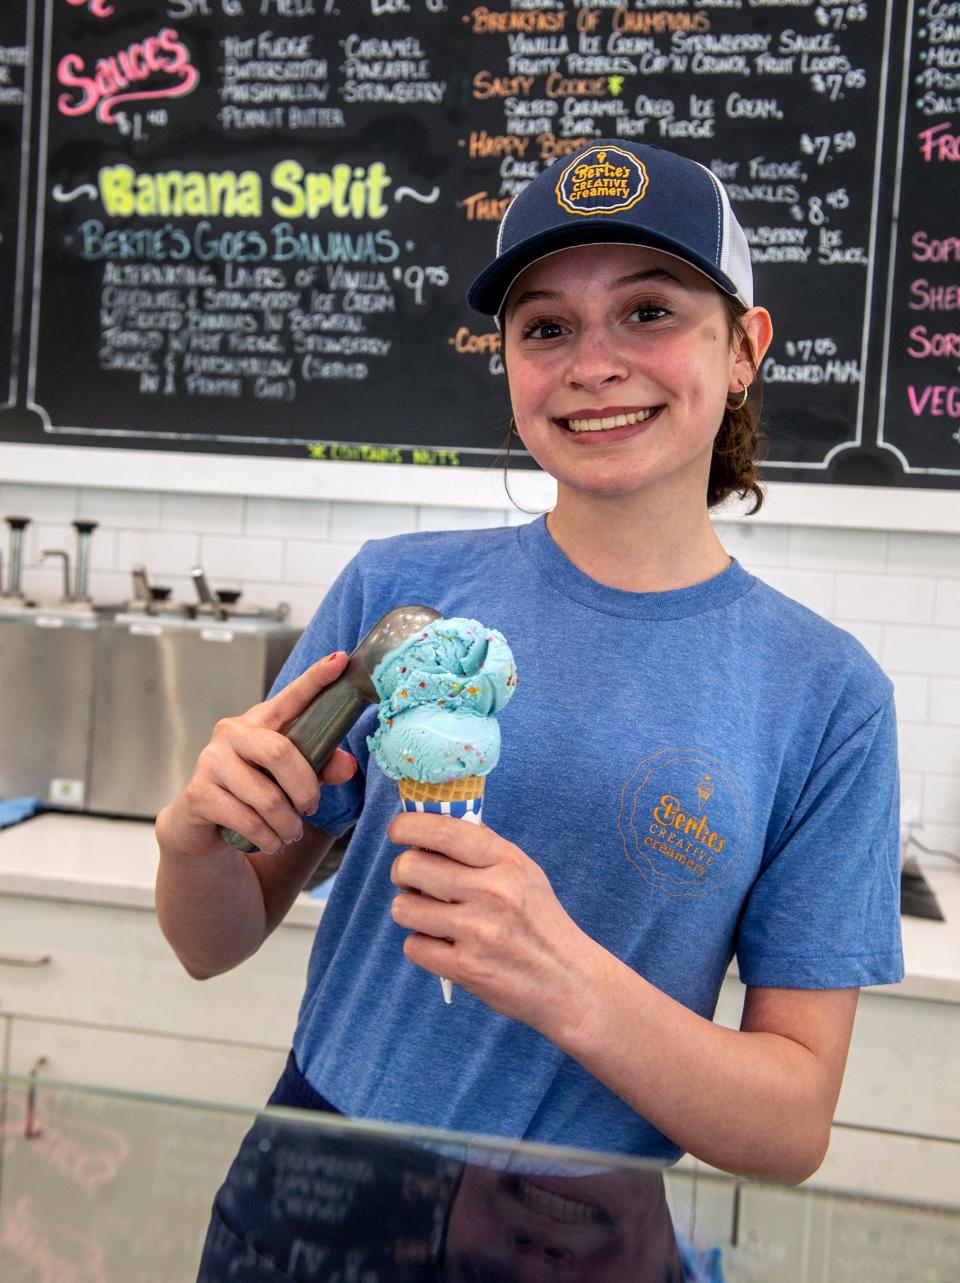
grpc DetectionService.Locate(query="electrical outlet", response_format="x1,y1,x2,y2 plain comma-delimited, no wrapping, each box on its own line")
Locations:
48,777,85,806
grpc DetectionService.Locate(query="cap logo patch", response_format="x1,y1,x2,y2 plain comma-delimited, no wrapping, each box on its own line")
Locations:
555,145,648,217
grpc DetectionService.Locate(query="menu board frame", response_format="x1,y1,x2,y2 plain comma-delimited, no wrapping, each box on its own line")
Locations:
2,440,958,532
1,0,958,531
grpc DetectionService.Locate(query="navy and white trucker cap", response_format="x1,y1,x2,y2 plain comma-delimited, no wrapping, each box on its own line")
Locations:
466,139,753,316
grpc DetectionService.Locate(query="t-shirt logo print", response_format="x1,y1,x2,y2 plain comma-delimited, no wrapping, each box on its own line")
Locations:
617,749,750,898
555,144,649,217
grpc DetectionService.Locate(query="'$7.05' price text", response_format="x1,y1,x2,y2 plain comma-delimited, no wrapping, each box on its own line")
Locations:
784,338,838,359
810,68,867,100
814,3,868,29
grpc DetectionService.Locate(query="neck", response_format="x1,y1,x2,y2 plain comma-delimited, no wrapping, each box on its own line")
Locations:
545,490,730,593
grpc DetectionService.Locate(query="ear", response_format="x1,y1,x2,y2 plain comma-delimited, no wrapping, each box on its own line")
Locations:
731,307,773,392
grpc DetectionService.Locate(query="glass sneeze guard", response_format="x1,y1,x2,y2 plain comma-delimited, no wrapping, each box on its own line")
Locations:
0,1069,957,1283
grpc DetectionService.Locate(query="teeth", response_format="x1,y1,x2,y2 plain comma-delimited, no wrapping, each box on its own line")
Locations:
514,1176,603,1225
566,408,655,432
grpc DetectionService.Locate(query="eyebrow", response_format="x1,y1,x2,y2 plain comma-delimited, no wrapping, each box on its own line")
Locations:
507,268,682,318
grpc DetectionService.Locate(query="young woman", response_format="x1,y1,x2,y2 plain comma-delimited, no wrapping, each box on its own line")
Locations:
156,140,902,1193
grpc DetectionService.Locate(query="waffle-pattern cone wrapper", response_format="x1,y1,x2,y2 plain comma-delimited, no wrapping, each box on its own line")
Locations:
397,774,486,815
398,776,485,1003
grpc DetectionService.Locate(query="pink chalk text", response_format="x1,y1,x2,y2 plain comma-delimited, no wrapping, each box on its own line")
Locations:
57,28,198,125
65,0,115,19
918,121,960,161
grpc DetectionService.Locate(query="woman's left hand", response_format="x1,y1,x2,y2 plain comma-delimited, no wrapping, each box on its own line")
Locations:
387,811,603,1034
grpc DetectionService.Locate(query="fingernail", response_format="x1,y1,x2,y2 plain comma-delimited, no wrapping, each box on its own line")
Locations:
294,824,304,843
324,650,344,661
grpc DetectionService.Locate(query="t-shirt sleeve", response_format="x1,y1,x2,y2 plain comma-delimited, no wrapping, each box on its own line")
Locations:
268,552,369,838
736,693,904,989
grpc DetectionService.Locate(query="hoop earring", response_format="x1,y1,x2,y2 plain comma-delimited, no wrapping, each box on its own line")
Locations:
728,377,749,407
501,416,516,484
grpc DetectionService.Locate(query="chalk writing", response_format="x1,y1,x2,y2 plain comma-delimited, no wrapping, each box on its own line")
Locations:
0,1088,130,1196
56,28,198,124
876,0,960,469
0,0,948,482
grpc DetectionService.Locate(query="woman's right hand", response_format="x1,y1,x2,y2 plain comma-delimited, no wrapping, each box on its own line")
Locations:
156,650,357,860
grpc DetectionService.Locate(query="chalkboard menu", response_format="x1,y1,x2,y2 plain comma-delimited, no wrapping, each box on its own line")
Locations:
877,0,960,484
0,6,28,402
0,0,957,489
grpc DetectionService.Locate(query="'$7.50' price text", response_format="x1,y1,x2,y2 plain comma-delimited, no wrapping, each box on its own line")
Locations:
800,130,857,165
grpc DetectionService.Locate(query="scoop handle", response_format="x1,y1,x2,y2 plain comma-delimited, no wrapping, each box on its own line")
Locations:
219,674,370,854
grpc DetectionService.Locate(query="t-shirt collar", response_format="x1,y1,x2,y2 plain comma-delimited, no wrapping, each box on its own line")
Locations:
516,514,755,620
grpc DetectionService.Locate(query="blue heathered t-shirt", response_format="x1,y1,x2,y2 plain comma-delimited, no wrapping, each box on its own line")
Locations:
272,518,902,1162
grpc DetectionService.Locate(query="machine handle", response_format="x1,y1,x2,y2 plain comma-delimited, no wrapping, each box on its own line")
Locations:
191,566,228,621
0,953,52,967
40,549,71,602
26,1055,48,1139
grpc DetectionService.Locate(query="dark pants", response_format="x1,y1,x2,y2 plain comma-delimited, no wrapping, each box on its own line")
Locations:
196,1052,686,1282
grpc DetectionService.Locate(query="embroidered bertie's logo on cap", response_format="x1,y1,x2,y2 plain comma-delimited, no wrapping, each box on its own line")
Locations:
555,145,649,217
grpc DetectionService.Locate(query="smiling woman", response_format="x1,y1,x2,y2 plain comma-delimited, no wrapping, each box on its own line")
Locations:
155,138,905,1277
470,140,773,589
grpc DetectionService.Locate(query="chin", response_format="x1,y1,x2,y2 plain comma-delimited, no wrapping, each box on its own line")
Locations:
563,458,659,492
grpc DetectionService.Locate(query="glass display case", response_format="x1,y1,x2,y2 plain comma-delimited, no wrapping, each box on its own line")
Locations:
0,1069,956,1282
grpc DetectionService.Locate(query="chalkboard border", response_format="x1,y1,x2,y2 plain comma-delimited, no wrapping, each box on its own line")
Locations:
2,442,959,534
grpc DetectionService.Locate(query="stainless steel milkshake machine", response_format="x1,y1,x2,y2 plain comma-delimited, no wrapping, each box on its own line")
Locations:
0,516,300,817
0,517,103,807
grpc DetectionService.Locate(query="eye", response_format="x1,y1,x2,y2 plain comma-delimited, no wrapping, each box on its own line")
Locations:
518,316,569,342
628,299,671,324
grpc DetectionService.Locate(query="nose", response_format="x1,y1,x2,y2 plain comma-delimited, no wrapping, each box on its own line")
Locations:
564,329,629,392
512,1229,576,1268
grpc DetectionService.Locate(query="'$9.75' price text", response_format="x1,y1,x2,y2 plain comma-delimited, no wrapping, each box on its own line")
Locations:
393,264,449,305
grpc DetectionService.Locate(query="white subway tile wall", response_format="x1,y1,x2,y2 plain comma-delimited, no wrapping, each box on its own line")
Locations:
931,678,960,726
160,491,245,535
890,674,930,724
1,481,958,858
934,579,960,627
284,538,363,588
199,534,284,584
834,574,936,625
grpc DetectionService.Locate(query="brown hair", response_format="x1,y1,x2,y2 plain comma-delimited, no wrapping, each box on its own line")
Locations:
708,296,765,514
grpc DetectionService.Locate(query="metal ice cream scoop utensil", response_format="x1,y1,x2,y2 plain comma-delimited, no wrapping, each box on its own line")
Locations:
220,603,441,853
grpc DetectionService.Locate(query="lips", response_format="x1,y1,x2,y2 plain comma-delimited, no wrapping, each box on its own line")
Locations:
558,407,660,433
506,1175,610,1226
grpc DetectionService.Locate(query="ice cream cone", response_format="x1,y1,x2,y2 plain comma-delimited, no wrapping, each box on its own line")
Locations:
366,616,516,1011
397,774,485,818
398,776,486,1003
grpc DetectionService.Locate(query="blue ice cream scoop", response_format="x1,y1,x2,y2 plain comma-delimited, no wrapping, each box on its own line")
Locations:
367,617,518,783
